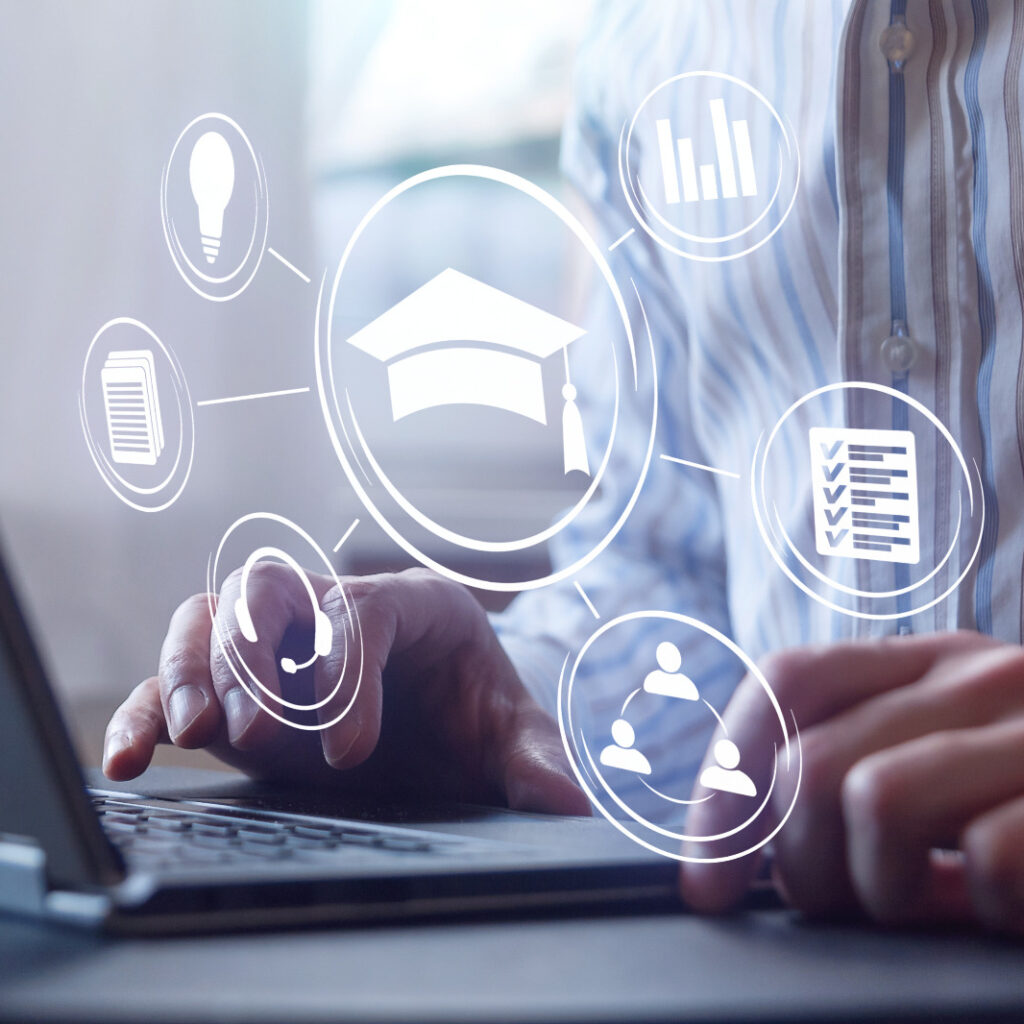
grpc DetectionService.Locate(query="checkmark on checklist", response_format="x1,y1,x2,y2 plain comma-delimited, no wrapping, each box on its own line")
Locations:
809,427,921,565
818,444,849,545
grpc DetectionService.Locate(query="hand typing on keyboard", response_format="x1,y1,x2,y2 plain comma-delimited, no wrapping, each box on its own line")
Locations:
678,632,1024,935
102,566,589,816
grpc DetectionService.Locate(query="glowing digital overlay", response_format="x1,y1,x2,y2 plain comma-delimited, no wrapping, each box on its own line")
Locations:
79,317,195,513
207,512,364,733
315,164,658,592
558,611,802,864
751,382,984,620
161,113,269,301
618,71,800,262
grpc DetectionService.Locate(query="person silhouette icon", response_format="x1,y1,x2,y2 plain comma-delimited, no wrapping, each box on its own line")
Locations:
699,739,757,797
599,718,652,775
642,641,699,700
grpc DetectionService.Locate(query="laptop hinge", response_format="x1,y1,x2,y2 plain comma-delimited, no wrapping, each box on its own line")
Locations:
0,834,48,914
0,834,110,924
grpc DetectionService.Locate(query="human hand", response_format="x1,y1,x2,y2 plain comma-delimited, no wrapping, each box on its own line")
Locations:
679,631,1024,933
102,565,589,815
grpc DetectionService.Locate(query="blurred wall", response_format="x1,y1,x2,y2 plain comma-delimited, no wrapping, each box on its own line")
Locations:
0,1,327,699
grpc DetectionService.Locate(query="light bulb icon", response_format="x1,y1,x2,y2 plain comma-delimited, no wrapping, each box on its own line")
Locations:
189,131,235,265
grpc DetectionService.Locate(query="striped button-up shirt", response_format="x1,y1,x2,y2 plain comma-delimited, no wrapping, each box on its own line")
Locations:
496,0,1024,816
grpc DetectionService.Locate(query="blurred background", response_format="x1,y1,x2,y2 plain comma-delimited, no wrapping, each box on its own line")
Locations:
0,0,593,765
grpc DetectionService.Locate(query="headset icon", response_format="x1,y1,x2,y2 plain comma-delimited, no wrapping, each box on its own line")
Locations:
234,547,332,675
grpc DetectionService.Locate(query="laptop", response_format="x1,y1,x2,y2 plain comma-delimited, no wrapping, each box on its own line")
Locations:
0,538,681,934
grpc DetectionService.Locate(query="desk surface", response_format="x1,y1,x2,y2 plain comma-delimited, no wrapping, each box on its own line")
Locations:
1,769,1022,1024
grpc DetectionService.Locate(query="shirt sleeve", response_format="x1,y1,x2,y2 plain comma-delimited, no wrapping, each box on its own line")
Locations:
492,63,746,808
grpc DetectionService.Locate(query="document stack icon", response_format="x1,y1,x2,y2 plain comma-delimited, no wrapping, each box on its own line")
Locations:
809,427,920,565
101,350,165,466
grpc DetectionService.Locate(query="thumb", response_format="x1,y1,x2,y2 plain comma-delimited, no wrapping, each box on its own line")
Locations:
501,702,592,816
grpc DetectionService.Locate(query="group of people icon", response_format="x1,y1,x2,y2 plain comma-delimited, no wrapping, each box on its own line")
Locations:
599,641,757,798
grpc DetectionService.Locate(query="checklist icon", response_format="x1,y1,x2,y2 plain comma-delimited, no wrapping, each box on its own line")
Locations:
809,428,920,565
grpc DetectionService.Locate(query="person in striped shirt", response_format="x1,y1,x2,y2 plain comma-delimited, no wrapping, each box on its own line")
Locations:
104,1,1024,932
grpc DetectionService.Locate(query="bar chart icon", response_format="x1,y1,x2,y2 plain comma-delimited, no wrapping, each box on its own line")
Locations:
656,98,758,205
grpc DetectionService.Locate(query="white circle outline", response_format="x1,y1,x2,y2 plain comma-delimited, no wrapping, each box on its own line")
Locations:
621,71,795,248
326,166,628,551
83,321,183,495
160,112,269,302
207,512,364,731
78,317,195,513
617,71,801,263
557,610,803,864
315,165,658,592
752,381,985,620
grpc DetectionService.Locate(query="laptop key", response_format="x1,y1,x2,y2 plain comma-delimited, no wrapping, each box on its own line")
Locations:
103,819,142,836
99,804,147,816
231,821,278,835
238,843,291,860
286,838,342,853
291,825,339,840
285,833,342,849
192,822,237,838
237,829,287,845
103,811,147,827
336,831,379,846
190,832,239,850
146,817,191,833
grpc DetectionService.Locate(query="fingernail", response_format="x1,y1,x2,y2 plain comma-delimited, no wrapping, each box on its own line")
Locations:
168,684,209,741
224,687,259,744
103,731,132,772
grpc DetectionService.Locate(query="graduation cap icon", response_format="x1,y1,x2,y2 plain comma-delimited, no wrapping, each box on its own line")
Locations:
346,268,591,476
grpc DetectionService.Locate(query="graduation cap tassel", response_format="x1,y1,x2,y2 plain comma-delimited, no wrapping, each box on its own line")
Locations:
561,347,590,477
562,385,590,476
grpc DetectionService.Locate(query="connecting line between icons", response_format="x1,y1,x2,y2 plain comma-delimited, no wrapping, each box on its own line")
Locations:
607,228,635,252
660,453,741,480
196,387,311,407
574,580,600,619
333,518,360,554
267,247,312,284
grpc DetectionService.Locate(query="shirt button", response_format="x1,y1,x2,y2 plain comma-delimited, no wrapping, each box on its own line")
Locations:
880,15,914,72
881,320,918,373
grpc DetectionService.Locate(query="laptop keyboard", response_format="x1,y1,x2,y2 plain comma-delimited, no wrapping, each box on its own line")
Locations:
91,794,470,871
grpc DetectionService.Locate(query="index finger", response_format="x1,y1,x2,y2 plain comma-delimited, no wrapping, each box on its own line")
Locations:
157,593,223,747
210,560,336,749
